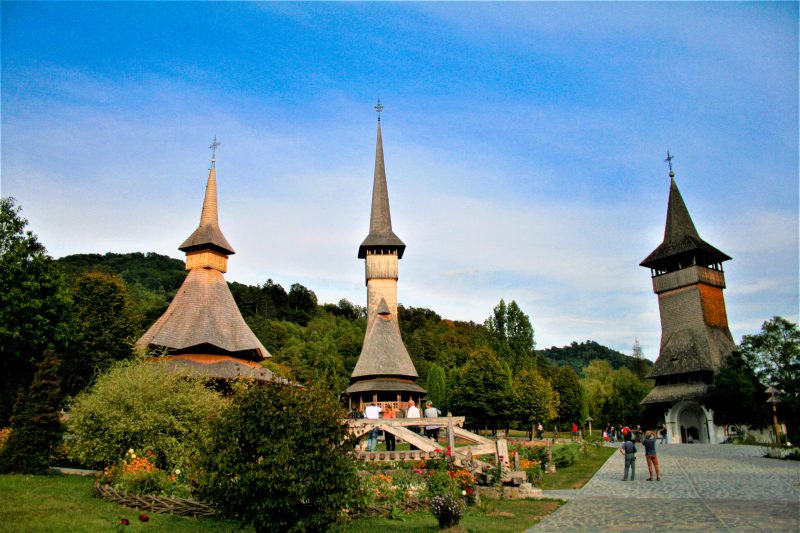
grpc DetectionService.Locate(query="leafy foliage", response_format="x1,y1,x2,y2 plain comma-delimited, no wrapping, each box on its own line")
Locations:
512,368,559,429
486,299,539,374
0,350,63,474
66,358,226,471
450,347,512,430
60,271,137,397
549,365,586,426
707,351,769,428
581,360,652,426
426,363,447,413
740,317,800,440
0,198,71,425
196,381,359,533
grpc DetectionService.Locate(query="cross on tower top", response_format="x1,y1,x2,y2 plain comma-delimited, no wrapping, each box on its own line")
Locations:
209,136,221,166
664,150,675,177
374,98,384,122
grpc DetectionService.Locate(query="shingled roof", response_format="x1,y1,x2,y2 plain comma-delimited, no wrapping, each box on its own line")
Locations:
350,298,418,381
358,121,405,259
135,267,269,360
640,177,730,268
647,327,716,378
179,165,235,255
641,381,710,405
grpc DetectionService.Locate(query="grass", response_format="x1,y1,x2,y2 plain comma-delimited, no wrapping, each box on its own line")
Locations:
0,474,249,533
539,444,615,490
344,498,563,532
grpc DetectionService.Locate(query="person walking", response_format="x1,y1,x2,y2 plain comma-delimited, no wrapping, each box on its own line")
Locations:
423,400,441,442
644,431,661,481
619,435,637,481
383,404,397,451
364,402,382,452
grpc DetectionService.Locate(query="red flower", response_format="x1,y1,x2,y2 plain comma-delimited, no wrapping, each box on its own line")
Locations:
120,518,129,525
435,448,440,453
448,471,454,478
139,513,150,522
466,487,474,495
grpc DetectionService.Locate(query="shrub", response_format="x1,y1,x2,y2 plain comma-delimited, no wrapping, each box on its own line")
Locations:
430,493,465,528
552,443,580,468
195,381,359,533
99,448,191,498
66,358,226,472
0,350,63,474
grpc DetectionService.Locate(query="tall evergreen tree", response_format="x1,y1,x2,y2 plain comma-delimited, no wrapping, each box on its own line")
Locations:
630,338,650,380
426,363,447,412
0,350,63,474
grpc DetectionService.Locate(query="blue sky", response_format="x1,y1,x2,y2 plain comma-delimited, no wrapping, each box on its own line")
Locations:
2,2,797,359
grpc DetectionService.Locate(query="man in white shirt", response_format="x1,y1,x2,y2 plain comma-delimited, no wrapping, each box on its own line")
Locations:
406,400,421,450
364,403,382,452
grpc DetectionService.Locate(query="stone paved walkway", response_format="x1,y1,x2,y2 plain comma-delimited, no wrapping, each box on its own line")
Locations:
528,443,800,532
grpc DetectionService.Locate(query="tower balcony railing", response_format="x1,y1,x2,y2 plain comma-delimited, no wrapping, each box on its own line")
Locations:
652,264,726,293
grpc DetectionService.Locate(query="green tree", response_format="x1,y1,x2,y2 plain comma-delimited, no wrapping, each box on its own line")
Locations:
512,368,559,438
550,365,585,426
0,350,63,474
196,381,358,533
485,299,537,374
450,347,513,431
0,198,70,424
426,363,447,411
61,271,137,397
739,317,800,439
581,359,614,425
604,368,651,424
707,351,769,428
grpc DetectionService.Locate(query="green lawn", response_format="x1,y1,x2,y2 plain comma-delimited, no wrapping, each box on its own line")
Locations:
540,445,615,490
344,499,563,532
0,474,248,533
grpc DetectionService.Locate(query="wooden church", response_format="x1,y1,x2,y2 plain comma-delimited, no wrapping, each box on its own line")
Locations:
135,140,279,382
345,104,426,412
639,160,736,444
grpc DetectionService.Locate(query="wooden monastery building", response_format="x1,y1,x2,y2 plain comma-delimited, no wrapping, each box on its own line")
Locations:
135,142,278,382
639,163,736,444
345,106,426,412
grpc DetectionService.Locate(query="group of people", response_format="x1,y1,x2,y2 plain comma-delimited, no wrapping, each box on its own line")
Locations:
362,400,442,452
604,423,668,444
619,428,663,482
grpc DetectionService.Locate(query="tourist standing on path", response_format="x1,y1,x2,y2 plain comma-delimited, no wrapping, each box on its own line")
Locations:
644,431,661,481
634,425,643,443
406,400,421,450
364,402,382,452
424,400,441,442
619,437,637,481
660,423,668,444
537,422,544,439
571,422,579,440
383,404,397,451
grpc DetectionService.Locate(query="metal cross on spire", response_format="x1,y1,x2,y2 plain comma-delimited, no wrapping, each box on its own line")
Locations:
664,150,675,177
209,136,221,167
374,98,384,122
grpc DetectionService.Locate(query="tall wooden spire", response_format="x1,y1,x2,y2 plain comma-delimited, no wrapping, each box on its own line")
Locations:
136,144,270,365
347,105,423,411
358,119,405,259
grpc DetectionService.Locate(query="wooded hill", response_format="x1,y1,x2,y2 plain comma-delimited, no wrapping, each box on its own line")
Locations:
54,252,651,385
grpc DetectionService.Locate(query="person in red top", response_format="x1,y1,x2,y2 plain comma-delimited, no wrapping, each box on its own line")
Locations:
571,422,579,440
622,425,632,441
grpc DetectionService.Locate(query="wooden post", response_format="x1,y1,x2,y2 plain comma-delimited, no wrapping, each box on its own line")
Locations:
448,416,455,451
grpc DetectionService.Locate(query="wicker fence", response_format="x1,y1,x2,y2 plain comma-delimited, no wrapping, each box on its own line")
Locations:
93,482,217,518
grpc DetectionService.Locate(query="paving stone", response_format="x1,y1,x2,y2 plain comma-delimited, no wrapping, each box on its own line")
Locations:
527,443,800,532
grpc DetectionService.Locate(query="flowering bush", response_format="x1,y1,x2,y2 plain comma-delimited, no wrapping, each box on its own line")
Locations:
430,493,465,528
100,448,190,498
0,428,11,450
